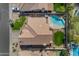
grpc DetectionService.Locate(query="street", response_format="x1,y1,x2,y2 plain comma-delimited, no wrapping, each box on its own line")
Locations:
0,4,9,56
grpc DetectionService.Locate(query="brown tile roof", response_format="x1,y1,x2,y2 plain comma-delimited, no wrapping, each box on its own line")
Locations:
19,17,52,45
19,36,52,45
28,17,52,35
19,27,34,38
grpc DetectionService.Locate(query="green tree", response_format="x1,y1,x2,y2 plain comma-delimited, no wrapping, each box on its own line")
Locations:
11,16,27,30
53,31,64,46
54,3,65,13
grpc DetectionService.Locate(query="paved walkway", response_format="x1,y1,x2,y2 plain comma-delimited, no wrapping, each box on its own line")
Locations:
10,26,20,55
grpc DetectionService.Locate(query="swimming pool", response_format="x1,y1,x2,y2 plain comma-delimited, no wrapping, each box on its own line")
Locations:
70,44,79,56
50,15,65,29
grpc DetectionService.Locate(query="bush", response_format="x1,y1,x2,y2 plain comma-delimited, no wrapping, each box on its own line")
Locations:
10,23,14,28
54,3,65,13
11,16,27,30
60,50,68,56
53,31,64,46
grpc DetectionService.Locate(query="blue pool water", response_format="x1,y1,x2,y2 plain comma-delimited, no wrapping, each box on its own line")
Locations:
50,15,65,27
70,44,79,56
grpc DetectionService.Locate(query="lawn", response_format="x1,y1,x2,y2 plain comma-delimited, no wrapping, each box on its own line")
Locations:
11,16,27,30
53,31,64,46
54,3,65,13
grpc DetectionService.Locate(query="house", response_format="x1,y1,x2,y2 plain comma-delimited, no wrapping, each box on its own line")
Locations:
19,17,53,49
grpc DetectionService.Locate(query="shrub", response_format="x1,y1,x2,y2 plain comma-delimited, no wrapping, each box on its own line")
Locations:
53,31,64,46
60,50,68,56
11,16,27,30
54,3,65,13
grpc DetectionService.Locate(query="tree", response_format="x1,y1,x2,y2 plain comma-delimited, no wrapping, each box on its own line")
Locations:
66,4,74,21
71,16,79,34
69,16,79,44
53,31,64,46
54,3,65,13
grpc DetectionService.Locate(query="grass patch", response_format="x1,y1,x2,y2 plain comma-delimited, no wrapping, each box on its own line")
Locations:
11,16,27,30
54,3,65,13
53,31,64,46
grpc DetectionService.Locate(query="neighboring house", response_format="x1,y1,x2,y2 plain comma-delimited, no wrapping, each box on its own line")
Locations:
11,3,53,21
18,3,52,11
19,17,52,48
